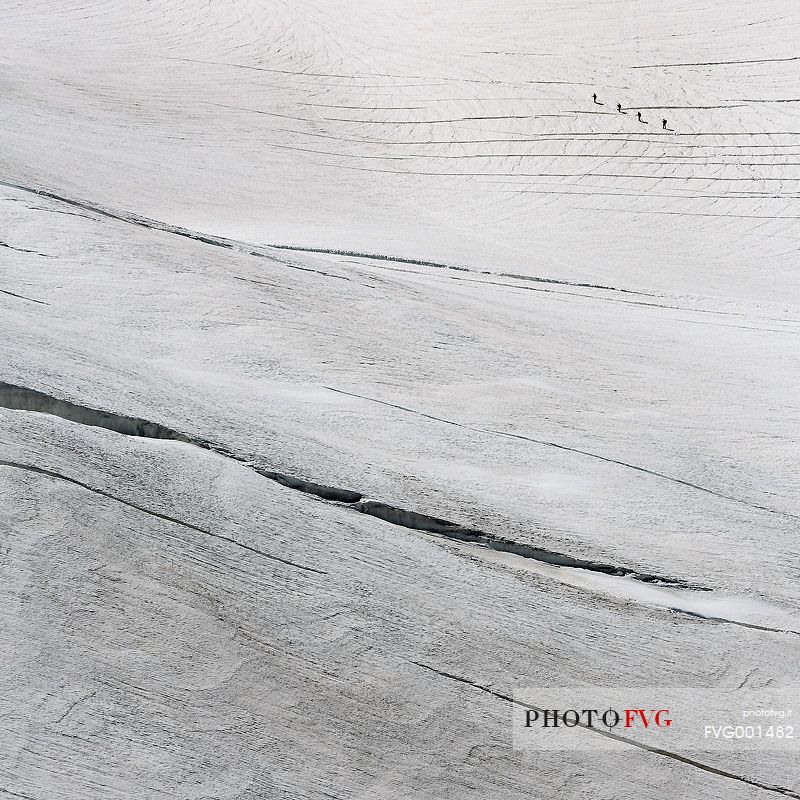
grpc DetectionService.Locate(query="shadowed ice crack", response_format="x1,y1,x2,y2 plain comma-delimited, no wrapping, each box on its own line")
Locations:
0,288,49,305
0,382,202,443
354,500,698,588
0,240,52,258
6,382,798,633
1,381,702,592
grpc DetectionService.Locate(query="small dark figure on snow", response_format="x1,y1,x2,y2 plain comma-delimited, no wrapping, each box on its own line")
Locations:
617,102,622,113
662,118,668,130
593,93,598,104
637,111,643,122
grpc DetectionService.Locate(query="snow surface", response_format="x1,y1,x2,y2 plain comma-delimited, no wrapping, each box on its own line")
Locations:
1,1,799,798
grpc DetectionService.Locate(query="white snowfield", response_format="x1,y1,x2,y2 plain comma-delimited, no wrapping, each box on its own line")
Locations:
1,1,799,798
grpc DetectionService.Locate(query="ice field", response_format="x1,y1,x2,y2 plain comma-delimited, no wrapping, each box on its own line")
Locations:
1,1,799,797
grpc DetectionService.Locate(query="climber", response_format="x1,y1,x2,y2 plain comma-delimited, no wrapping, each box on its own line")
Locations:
637,111,645,123
662,118,668,130
593,93,598,104
617,102,622,113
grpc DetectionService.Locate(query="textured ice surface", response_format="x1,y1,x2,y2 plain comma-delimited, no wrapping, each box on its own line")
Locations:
1,1,799,798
